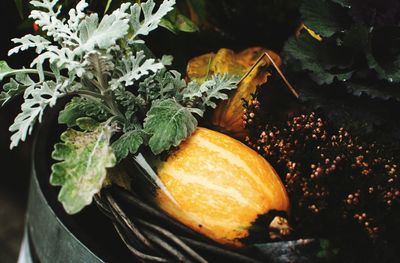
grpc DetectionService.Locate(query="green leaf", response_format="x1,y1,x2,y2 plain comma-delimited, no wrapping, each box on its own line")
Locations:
144,99,197,154
367,52,400,83
301,0,350,38
0,61,13,81
284,34,353,85
367,27,400,83
347,83,400,102
174,14,199,32
342,26,369,51
50,124,116,214
76,117,101,131
138,69,186,103
112,130,144,161
104,0,113,14
160,10,199,33
185,0,207,24
0,73,34,106
58,97,109,127
331,0,351,8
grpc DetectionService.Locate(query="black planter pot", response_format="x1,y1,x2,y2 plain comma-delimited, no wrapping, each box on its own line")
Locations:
18,109,321,263
18,108,135,263
19,166,103,263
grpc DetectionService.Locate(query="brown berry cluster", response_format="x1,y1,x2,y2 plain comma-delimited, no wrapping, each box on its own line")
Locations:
243,98,400,241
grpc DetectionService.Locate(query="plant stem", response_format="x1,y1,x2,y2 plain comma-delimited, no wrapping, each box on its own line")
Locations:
104,90,126,121
73,89,126,122
7,69,56,78
74,90,107,100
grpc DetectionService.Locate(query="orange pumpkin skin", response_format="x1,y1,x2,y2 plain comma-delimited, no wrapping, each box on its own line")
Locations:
156,128,290,247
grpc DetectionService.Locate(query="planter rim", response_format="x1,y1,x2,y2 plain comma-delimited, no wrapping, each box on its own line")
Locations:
25,110,106,263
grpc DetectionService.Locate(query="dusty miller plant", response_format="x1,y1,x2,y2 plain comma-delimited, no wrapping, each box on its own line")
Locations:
0,0,238,214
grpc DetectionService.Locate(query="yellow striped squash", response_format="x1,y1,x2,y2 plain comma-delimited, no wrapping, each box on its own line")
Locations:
156,127,290,247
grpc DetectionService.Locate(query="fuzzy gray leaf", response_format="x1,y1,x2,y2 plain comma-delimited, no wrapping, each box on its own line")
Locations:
9,80,63,149
183,74,239,110
8,34,51,56
78,5,130,54
110,51,164,90
130,0,175,40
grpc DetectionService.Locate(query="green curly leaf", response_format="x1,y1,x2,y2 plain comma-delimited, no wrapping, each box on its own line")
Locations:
50,123,116,214
58,97,109,127
112,130,143,161
144,99,197,154
1,73,34,106
160,10,199,33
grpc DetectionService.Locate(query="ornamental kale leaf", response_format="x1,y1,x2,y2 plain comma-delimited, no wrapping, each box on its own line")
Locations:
283,0,400,138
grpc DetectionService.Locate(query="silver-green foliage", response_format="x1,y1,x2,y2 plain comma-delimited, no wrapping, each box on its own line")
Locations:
1,0,238,214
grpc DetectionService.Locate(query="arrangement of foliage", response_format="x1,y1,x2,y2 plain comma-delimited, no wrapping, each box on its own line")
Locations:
0,0,238,214
283,0,400,140
3,0,400,262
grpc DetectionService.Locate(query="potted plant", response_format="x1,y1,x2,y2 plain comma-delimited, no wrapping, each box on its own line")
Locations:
2,0,399,262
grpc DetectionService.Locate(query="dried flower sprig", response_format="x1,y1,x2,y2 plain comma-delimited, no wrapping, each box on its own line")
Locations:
244,97,400,241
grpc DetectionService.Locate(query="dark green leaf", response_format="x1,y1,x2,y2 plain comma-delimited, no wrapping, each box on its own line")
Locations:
50,125,116,214
301,0,350,37
342,26,369,51
112,130,143,161
1,73,34,106
144,99,197,154
185,0,207,24
367,52,400,83
347,83,400,101
331,0,351,8
298,82,400,140
160,11,199,33
367,27,400,83
283,34,353,85
138,69,186,103
76,117,101,131
58,97,109,127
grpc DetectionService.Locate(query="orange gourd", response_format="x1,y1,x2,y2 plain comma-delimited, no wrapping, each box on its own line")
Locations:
186,47,282,139
155,127,290,247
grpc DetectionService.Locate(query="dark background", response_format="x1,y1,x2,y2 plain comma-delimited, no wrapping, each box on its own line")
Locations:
0,1,32,262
